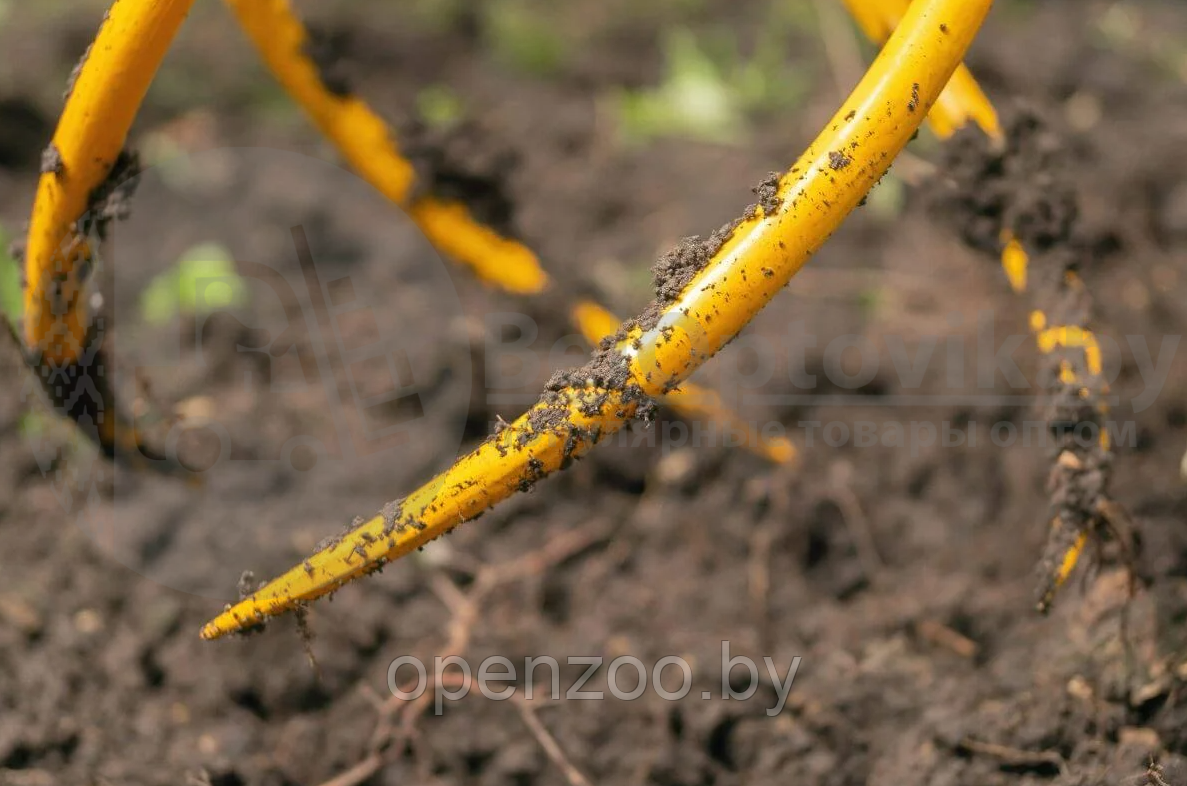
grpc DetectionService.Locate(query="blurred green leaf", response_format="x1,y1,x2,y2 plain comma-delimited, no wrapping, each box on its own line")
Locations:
0,225,22,325
857,287,882,317
19,406,95,460
484,0,566,76
613,15,812,146
866,172,906,222
416,84,465,130
615,28,745,145
18,410,49,440
408,0,467,32
140,242,248,325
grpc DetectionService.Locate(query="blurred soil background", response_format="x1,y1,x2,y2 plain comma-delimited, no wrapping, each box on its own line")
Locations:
1,1,1187,784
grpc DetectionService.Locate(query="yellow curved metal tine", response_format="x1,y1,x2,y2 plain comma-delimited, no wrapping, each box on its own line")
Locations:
571,299,797,465
222,0,549,295
840,0,1002,141
23,0,195,458
201,0,995,640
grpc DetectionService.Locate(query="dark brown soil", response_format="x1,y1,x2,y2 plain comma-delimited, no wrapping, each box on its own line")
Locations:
928,108,1125,613
651,216,742,305
0,97,51,171
303,26,355,99
401,117,522,238
39,143,63,176
2,2,1187,786
930,107,1078,255
82,148,140,240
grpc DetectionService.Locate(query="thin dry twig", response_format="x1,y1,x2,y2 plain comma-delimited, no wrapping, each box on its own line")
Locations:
826,461,884,578
314,755,384,786
958,737,1068,776
514,697,595,786
747,462,799,649
315,521,611,786
812,0,865,98
748,521,777,627
827,486,883,576
1146,759,1172,786
915,619,978,659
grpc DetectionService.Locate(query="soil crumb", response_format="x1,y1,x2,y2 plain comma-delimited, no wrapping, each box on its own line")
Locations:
381,499,404,536
401,118,520,238
63,43,92,103
828,150,853,171
7,231,27,266
929,107,1077,254
40,143,63,176
81,149,141,241
303,26,353,98
754,171,783,215
651,218,742,304
236,570,257,600
650,170,777,303
515,331,656,472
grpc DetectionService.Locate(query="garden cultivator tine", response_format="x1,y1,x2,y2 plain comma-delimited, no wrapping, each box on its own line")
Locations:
201,0,996,639
1008,258,1117,611
841,0,1001,140
222,0,550,295
228,0,801,467
21,0,195,467
571,299,797,465
19,0,816,476
846,0,1121,612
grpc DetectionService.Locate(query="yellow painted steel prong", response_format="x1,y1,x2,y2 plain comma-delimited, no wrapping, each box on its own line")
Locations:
1035,325,1104,378
408,198,549,294
571,300,626,349
932,61,1002,141
1001,231,1029,293
202,0,994,639
1014,233,1108,611
23,0,196,363
1036,523,1089,613
626,0,993,398
203,383,641,639
222,0,549,295
662,386,799,465
840,0,1002,141
839,0,895,41
1055,529,1089,588
572,299,797,465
